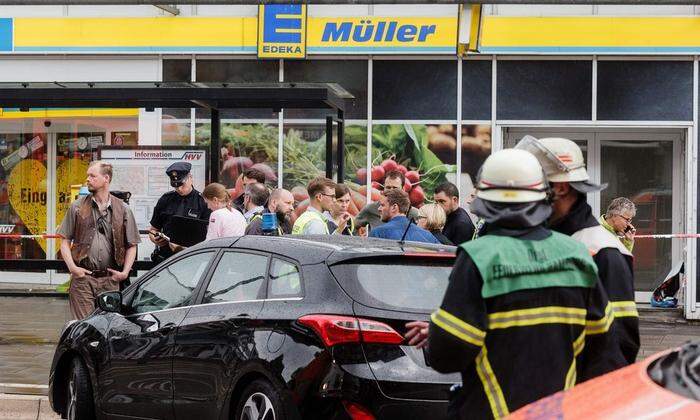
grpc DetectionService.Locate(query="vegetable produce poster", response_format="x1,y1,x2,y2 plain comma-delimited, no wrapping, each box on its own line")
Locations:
99,146,207,230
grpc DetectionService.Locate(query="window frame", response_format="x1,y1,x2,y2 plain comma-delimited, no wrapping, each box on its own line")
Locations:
267,256,305,300
195,249,272,305
125,249,219,315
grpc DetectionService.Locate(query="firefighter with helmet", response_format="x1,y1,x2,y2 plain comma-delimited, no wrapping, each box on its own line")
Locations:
405,149,617,419
516,135,639,368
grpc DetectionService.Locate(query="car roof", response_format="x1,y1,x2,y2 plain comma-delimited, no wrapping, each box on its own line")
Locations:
194,235,456,265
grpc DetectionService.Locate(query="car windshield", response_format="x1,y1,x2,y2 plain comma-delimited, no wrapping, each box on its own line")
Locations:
648,341,700,400
330,258,453,313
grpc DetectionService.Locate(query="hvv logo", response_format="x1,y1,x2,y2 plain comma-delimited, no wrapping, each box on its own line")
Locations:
258,5,307,59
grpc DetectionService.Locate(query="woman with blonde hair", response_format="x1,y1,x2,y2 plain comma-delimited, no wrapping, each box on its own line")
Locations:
417,203,453,245
202,182,247,240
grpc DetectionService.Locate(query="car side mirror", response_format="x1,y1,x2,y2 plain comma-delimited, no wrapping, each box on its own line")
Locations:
96,291,122,313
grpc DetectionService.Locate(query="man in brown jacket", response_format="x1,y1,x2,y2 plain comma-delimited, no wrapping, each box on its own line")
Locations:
58,161,140,319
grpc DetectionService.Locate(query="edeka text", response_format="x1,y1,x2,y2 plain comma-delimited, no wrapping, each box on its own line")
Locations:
262,45,303,54
321,20,437,43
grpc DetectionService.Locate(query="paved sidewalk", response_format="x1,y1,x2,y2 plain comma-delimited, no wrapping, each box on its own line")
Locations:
0,394,60,420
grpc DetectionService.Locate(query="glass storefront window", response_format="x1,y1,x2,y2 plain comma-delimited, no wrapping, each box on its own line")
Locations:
371,124,457,207
459,124,492,205
196,122,279,191
373,60,457,120
282,123,327,191
284,60,368,119
0,131,48,260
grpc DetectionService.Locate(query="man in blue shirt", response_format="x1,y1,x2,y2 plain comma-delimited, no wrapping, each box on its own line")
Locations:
369,189,439,244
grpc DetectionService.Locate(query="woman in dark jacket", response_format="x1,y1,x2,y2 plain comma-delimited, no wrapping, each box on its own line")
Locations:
417,203,453,245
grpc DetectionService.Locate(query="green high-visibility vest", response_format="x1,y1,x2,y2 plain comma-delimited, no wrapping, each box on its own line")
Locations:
292,210,329,235
461,231,599,298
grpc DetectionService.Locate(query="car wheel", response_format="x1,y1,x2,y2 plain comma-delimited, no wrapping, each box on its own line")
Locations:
236,379,285,420
65,357,95,420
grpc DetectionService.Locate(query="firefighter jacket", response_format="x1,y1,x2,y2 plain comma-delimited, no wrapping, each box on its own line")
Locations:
426,225,617,419
550,196,640,366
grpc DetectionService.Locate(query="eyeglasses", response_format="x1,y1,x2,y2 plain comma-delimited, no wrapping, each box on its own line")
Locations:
319,193,335,199
616,214,633,223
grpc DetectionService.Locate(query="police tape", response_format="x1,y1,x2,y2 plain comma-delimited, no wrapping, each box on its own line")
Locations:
634,233,700,239
0,234,63,239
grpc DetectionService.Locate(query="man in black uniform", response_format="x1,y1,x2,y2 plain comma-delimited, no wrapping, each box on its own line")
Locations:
405,149,618,419
434,181,475,245
148,162,211,263
517,136,640,366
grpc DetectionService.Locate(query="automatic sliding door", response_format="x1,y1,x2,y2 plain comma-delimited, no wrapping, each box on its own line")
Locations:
598,133,680,298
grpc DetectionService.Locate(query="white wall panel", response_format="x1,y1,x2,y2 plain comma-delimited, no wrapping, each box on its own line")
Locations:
0,6,65,17
492,5,593,16
0,58,160,82
309,5,370,17
595,6,695,15
372,5,458,17
194,5,258,16
65,5,165,17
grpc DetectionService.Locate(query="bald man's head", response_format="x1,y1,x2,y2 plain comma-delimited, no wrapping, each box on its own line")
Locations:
269,188,294,218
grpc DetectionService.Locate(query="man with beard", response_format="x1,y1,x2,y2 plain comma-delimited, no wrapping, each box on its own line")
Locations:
404,149,616,419
58,161,140,319
516,135,639,367
245,188,294,235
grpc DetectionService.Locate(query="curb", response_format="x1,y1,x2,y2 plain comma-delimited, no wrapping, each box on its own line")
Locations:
0,290,67,298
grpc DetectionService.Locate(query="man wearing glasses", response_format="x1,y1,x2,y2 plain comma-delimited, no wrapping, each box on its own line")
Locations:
58,161,141,320
601,197,637,252
292,177,336,235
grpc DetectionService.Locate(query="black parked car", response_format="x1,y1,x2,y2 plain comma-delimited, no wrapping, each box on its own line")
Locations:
49,236,461,420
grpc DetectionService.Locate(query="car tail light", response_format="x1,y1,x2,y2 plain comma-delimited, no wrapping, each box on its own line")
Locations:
298,314,404,347
342,400,376,420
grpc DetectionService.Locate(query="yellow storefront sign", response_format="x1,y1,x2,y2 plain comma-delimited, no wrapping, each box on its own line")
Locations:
480,16,700,54
3,14,455,55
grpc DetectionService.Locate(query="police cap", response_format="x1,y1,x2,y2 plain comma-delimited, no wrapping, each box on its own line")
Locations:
166,161,192,185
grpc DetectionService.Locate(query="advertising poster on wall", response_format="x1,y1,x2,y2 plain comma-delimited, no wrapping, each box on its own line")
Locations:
99,146,207,230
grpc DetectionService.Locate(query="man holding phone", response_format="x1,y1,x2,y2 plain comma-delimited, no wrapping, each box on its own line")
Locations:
601,197,637,252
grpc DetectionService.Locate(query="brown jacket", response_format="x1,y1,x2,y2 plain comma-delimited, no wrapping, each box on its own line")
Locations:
71,194,128,268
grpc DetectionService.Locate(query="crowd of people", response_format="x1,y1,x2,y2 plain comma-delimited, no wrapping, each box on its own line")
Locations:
55,135,642,418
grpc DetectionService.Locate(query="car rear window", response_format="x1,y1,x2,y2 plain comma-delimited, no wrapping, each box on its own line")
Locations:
330,258,453,313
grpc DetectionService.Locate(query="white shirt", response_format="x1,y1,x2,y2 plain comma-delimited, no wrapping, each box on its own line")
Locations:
206,207,246,240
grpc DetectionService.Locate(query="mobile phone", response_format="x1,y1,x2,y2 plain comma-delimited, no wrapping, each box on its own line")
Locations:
624,225,633,234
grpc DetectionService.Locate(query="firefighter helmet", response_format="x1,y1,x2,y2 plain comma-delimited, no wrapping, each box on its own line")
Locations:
515,135,606,193
476,149,548,203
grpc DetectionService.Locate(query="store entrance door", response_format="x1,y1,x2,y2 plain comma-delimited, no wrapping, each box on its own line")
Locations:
504,127,684,303
0,124,109,285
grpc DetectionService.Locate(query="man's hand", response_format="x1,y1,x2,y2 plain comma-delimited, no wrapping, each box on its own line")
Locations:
108,268,128,282
69,266,92,279
149,229,168,247
335,213,351,233
624,224,636,242
405,320,430,349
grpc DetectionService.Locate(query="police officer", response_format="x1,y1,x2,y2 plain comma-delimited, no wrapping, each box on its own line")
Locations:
516,135,639,367
148,162,211,263
405,149,617,419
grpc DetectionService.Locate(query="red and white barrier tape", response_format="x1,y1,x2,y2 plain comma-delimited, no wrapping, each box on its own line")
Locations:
0,234,62,239
634,233,700,239
1,233,699,240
